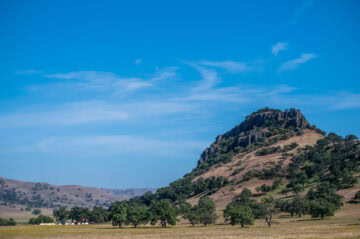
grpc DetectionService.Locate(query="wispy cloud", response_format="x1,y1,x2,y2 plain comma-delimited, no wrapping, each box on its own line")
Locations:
44,71,153,93
198,60,262,74
0,99,196,128
26,68,178,97
271,42,288,56
150,67,178,82
185,88,250,103
185,62,221,91
278,53,317,72
17,135,209,158
279,0,315,29
0,101,129,127
15,70,42,75
330,93,360,110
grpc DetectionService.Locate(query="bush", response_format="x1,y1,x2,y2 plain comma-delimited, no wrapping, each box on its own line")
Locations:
255,146,281,156
224,205,254,227
309,199,336,219
271,178,282,190
282,142,298,152
0,218,16,226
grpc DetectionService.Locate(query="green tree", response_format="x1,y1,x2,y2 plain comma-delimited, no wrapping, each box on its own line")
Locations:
109,202,128,228
127,204,149,228
150,199,177,228
197,196,217,226
183,205,200,227
292,184,304,195
261,197,276,227
69,207,89,223
28,215,54,225
309,199,336,219
53,208,69,224
224,204,254,227
345,134,358,142
88,206,109,224
177,200,192,215
230,188,265,219
354,191,360,200
291,196,309,218
307,182,343,209
260,184,272,193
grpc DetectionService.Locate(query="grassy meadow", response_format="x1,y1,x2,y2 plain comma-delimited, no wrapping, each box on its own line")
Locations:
1,203,360,239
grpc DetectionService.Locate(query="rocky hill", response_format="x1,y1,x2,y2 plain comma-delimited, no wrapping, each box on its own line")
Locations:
140,108,359,211
0,177,155,211
186,108,359,209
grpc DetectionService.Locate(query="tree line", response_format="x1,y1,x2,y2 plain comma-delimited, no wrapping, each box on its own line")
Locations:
48,182,347,228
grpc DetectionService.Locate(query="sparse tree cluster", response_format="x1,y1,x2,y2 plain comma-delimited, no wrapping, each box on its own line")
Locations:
53,206,109,224
28,215,54,225
0,218,16,226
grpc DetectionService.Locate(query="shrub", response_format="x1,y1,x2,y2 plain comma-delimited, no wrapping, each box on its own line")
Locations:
0,218,16,226
255,146,281,156
282,142,298,152
224,205,254,227
309,199,336,219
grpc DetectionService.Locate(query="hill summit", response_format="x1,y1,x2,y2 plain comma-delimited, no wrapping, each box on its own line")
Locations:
198,108,310,166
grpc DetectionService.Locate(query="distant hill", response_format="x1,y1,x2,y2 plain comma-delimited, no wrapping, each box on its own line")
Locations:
0,177,155,211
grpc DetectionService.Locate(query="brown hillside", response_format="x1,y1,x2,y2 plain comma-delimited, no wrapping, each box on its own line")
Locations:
0,177,155,213
189,130,324,209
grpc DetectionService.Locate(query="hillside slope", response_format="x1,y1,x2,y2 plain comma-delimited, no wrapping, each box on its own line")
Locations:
137,108,359,214
188,129,324,208
0,177,155,211
184,108,360,209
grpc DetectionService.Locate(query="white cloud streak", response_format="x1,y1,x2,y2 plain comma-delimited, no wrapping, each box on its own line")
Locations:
278,53,317,72
279,0,315,29
185,62,221,91
0,100,196,128
271,42,288,56
15,70,42,75
0,101,129,127
17,135,209,158
198,60,262,73
330,93,360,110
44,71,153,93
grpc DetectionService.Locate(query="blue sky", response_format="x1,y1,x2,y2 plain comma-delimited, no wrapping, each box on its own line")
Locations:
1,0,360,189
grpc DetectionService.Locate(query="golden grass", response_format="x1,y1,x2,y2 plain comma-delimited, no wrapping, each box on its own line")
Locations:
1,203,360,239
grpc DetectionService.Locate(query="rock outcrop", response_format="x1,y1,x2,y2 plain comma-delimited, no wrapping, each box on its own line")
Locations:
198,108,310,165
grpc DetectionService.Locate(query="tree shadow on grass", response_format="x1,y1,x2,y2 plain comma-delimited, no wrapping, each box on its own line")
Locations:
338,223,360,226
295,218,324,222
96,226,167,230
278,215,294,219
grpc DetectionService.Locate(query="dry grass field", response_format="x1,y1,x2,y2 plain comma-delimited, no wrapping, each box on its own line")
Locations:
1,203,359,239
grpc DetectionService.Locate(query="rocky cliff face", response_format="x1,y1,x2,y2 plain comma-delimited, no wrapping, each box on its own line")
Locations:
198,108,310,165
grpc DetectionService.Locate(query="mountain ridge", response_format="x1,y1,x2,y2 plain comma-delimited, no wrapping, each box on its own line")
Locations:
0,176,155,211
